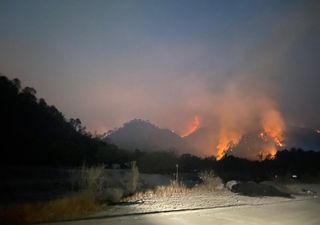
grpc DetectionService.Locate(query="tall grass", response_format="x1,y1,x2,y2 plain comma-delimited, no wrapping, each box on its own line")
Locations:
195,170,224,191
124,181,190,202
126,161,139,195
153,181,190,197
73,163,106,193
125,170,224,202
0,191,100,225
1,165,106,225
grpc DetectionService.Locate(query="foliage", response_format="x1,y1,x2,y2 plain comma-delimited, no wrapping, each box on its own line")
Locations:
71,164,106,193
0,74,124,166
197,170,224,191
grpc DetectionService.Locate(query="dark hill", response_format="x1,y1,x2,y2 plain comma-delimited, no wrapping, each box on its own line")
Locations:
105,119,320,157
105,119,185,152
0,74,121,166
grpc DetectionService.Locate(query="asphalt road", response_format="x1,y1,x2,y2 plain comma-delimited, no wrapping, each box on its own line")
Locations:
44,198,320,225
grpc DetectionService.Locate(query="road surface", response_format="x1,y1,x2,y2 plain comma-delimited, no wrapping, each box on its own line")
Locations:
44,198,320,225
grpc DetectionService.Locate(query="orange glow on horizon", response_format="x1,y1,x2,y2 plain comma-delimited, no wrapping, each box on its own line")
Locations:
181,115,201,137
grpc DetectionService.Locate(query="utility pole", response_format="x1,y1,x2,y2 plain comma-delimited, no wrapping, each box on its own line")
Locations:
176,164,179,183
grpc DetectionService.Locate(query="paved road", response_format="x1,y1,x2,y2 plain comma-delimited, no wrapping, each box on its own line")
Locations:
45,198,320,225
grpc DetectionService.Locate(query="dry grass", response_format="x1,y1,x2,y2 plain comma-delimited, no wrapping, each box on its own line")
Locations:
124,181,190,202
125,161,139,195
1,167,224,224
124,170,224,202
0,191,102,225
71,164,105,193
195,170,224,192
153,181,190,197
1,165,106,225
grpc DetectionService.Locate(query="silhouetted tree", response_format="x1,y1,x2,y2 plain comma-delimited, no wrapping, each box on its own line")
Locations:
0,74,123,167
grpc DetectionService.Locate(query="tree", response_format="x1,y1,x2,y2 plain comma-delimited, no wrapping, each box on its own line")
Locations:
0,74,122,166
70,118,86,134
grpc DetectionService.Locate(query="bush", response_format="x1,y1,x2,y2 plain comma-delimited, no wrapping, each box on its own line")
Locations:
70,164,105,193
153,181,189,197
0,191,100,224
197,170,224,191
126,161,139,195
125,181,189,201
97,188,124,204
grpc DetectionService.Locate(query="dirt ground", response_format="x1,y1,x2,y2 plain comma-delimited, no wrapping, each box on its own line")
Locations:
42,183,320,225
44,199,320,225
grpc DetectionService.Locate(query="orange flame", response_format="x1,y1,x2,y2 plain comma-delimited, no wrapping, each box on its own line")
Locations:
216,108,285,161
259,132,266,141
268,146,277,159
258,145,277,161
216,130,242,160
181,115,201,137
261,110,285,147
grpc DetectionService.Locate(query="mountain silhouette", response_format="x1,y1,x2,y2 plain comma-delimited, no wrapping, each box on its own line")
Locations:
105,119,185,152
105,119,320,156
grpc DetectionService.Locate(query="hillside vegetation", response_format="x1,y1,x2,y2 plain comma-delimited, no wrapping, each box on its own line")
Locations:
0,74,124,166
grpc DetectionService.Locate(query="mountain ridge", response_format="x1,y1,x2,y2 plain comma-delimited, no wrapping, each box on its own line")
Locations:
105,119,320,156
105,119,185,152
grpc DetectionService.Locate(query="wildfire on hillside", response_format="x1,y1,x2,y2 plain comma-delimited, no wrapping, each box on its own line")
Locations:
216,130,242,160
215,107,285,161
181,115,201,137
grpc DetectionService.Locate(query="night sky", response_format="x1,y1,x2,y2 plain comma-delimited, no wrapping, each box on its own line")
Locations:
1,0,319,134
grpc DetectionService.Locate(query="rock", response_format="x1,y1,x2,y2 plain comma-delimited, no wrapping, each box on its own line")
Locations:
232,181,292,198
301,188,316,195
260,181,292,194
226,180,239,191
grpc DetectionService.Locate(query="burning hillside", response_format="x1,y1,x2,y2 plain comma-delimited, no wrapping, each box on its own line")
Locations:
215,109,285,161
181,116,201,137
213,85,286,161
215,110,285,161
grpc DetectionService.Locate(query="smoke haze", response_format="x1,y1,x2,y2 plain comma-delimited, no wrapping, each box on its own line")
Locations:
1,0,320,158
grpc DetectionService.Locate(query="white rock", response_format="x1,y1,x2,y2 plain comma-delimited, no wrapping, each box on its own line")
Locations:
225,180,239,190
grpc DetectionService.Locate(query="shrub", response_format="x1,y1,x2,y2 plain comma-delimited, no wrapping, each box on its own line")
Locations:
124,181,189,202
153,181,189,197
126,161,139,195
0,191,100,225
97,188,124,204
71,164,126,204
70,164,105,193
1,165,108,225
197,170,224,191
